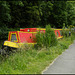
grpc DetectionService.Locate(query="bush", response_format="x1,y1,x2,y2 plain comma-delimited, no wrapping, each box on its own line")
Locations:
0,26,9,40
35,25,58,48
62,24,69,37
45,25,58,47
0,27,19,40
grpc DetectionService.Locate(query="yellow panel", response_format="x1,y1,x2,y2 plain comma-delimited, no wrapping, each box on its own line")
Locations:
54,29,62,30
54,29,69,31
57,36,63,39
37,28,46,30
3,41,37,48
4,41,19,48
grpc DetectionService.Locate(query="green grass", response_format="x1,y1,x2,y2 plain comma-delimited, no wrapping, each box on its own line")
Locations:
0,35,74,74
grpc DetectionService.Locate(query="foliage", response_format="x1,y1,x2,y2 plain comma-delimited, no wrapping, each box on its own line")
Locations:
0,1,75,73
35,25,58,48
0,1,75,28
62,23,70,38
0,27,8,40
0,27,19,40
39,1,53,27
67,1,75,26
0,1,75,40
0,1,11,27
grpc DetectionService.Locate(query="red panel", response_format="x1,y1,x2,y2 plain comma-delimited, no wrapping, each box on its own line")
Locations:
20,28,25,32
54,30,61,37
20,28,46,33
29,28,37,32
18,32,36,43
8,32,11,41
20,28,37,32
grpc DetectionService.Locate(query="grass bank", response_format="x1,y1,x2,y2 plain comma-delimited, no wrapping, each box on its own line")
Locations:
0,35,75,74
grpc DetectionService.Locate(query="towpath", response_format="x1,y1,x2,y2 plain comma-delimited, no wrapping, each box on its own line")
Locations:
42,40,75,74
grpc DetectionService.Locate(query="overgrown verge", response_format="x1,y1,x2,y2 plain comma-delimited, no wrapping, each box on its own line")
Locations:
0,25,75,74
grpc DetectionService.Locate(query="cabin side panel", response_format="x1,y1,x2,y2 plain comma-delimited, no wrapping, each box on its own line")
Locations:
18,32,37,43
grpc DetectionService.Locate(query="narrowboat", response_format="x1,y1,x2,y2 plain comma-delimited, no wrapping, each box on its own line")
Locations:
0,28,63,54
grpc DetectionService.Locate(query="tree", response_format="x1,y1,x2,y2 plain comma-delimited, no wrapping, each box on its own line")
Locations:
39,1,53,27
49,1,67,28
67,1,75,26
8,1,24,28
0,1,11,27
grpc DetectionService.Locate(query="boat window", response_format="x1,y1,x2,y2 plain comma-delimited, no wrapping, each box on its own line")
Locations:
11,34,17,42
